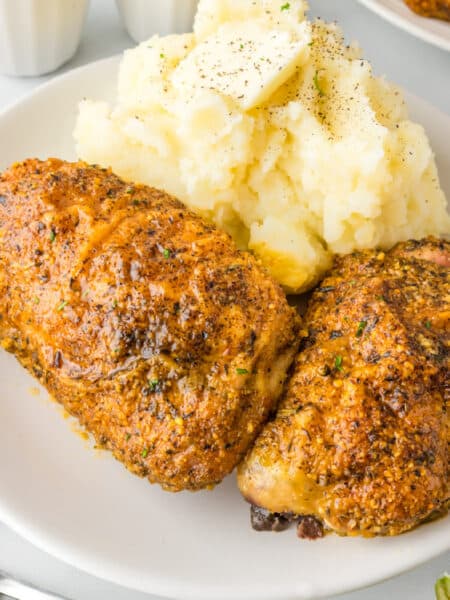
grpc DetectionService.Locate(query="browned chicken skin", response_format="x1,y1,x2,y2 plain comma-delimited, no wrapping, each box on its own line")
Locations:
238,238,449,537
0,159,300,491
404,0,450,21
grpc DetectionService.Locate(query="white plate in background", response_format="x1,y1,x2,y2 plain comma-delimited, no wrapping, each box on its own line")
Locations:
358,0,450,51
0,56,449,600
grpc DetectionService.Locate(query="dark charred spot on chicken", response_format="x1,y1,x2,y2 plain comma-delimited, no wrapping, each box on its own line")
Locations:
296,516,325,540
250,505,294,532
329,330,343,339
53,350,63,369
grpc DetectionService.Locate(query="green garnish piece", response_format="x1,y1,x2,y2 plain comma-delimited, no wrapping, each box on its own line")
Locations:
57,300,68,312
313,70,325,97
148,379,159,391
33,296,40,305
240,43,244,50
49,229,56,243
162,248,170,259
141,447,149,458
334,355,343,372
281,2,290,10
435,574,450,600
356,320,368,338
126,433,131,441
425,320,432,329
112,299,118,309
160,53,165,59
236,368,249,375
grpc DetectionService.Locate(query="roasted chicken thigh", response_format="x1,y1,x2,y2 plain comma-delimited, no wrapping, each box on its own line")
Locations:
239,238,449,537
0,159,300,491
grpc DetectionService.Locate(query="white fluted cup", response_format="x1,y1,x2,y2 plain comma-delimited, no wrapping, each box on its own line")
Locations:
116,0,198,42
0,0,89,77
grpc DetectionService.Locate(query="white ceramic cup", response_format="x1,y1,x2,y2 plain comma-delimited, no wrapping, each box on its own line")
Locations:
0,0,89,77
116,0,198,42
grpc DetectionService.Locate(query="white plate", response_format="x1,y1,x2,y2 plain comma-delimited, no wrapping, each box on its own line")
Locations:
358,0,450,51
0,56,449,600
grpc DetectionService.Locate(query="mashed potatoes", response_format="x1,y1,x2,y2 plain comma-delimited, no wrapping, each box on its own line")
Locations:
74,0,449,292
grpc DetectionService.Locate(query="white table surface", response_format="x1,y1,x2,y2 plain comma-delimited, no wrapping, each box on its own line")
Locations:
0,1,448,599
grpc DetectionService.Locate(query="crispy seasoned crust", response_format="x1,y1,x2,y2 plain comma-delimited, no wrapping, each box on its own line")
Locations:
239,238,449,536
0,158,301,491
404,0,450,20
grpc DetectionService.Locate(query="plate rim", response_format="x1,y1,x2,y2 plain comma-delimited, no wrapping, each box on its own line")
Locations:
0,54,449,600
357,0,450,52
1,490,449,600
0,54,121,121
0,504,450,600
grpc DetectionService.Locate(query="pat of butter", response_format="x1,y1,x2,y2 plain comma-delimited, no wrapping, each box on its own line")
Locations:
172,21,310,110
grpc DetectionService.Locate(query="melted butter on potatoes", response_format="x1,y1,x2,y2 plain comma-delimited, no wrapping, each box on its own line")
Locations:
75,0,449,292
